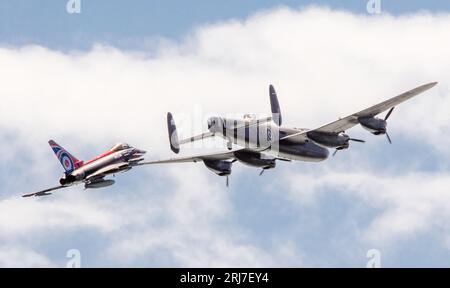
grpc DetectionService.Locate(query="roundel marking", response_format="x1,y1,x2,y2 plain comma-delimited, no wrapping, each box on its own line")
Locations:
60,153,74,171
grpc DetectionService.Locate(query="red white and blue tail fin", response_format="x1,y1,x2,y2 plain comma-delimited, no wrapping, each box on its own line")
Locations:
48,140,83,173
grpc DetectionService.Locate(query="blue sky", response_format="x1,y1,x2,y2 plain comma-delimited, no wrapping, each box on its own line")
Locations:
1,0,449,50
0,1,450,268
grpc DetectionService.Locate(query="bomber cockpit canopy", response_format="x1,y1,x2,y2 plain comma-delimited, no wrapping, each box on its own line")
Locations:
109,143,131,152
243,114,256,120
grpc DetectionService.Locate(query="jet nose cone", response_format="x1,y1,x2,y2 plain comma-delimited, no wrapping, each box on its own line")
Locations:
134,148,146,154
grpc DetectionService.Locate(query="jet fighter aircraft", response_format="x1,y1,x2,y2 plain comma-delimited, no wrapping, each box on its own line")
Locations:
22,141,146,197
141,82,437,186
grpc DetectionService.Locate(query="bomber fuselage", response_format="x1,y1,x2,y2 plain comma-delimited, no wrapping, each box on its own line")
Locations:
207,116,329,162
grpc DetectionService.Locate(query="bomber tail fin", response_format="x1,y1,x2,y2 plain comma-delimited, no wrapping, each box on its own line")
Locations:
167,112,180,154
269,84,282,126
48,140,83,173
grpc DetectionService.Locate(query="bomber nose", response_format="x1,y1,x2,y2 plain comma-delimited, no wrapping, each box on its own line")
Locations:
322,148,330,159
207,118,213,130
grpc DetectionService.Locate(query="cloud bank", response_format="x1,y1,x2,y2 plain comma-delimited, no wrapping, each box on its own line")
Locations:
0,6,449,267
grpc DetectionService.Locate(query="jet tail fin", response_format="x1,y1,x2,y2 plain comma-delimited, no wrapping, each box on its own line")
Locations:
167,112,180,154
48,140,83,173
269,84,282,126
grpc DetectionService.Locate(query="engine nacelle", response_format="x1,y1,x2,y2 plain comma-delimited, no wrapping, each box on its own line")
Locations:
358,117,387,135
306,131,350,148
278,140,329,162
233,150,276,169
203,160,232,176
85,179,115,189
59,175,72,186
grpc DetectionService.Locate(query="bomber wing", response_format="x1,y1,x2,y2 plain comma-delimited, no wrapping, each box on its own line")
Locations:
281,82,437,143
138,148,242,165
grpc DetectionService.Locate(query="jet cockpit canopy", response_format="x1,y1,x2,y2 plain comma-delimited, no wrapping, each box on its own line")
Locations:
110,143,131,152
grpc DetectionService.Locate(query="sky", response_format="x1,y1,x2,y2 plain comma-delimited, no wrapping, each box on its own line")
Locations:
0,0,450,267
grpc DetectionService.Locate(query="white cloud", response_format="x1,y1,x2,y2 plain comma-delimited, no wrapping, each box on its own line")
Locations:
0,196,119,236
102,167,300,267
0,6,449,267
0,245,54,268
283,170,450,248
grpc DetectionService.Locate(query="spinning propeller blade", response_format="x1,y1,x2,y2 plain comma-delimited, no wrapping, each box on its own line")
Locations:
383,108,395,144
386,132,392,144
385,107,395,121
349,138,365,143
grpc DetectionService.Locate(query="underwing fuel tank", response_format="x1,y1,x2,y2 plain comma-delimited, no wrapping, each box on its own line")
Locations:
84,179,115,189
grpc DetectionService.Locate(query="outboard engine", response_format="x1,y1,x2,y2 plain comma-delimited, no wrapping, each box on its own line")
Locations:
358,107,395,144
358,117,387,135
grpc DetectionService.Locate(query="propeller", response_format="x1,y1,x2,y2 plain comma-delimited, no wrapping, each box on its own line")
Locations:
276,157,291,162
259,167,272,176
386,132,392,144
333,136,365,156
385,107,394,121
226,176,229,187
383,107,395,144
349,138,365,143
